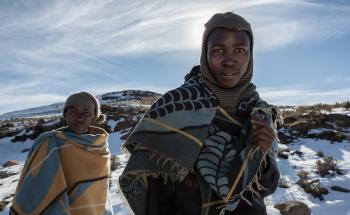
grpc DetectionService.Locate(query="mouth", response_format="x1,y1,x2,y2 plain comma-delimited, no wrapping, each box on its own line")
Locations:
219,71,240,79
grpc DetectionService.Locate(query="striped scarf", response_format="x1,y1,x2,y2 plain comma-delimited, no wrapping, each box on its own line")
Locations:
10,126,114,215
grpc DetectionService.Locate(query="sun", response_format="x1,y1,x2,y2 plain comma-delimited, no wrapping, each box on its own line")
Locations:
192,19,205,47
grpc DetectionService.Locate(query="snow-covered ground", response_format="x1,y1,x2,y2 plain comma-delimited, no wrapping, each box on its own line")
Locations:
1,113,350,214
266,138,350,215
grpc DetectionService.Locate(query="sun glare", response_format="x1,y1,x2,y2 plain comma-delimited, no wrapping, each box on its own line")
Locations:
192,19,205,47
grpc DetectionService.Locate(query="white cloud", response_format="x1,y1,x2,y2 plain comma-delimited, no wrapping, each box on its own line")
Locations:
2,0,349,58
0,0,350,114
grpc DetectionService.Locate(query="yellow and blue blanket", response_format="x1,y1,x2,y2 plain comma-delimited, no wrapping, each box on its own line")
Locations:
10,126,114,215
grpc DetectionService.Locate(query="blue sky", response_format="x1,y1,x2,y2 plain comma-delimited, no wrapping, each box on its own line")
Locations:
0,0,349,114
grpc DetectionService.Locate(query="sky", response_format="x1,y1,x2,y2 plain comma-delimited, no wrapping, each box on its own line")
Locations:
0,0,349,115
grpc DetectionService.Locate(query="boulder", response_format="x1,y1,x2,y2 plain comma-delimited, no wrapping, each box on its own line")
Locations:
3,160,19,167
288,121,310,136
114,119,137,132
331,186,350,193
0,201,9,212
307,130,346,143
0,171,17,179
278,151,289,159
275,201,311,215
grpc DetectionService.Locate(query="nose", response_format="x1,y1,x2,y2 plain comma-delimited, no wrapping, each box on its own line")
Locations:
222,52,236,67
76,112,85,121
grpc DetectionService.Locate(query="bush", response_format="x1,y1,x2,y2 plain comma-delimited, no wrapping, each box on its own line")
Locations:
343,101,350,110
316,151,324,158
297,170,328,200
316,156,339,177
110,155,122,171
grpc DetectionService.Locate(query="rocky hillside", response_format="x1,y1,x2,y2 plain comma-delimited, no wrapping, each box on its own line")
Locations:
0,101,350,214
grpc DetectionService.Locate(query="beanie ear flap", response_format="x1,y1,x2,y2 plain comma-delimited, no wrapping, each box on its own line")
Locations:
94,114,106,124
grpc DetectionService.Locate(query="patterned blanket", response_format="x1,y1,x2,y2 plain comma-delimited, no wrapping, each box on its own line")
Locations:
119,76,277,215
10,126,114,215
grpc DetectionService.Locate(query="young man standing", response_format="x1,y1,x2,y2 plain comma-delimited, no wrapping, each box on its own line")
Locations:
120,12,280,215
11,92,114,215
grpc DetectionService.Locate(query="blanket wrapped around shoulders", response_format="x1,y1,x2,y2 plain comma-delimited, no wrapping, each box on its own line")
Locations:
10,126,114,215
119,76,280,215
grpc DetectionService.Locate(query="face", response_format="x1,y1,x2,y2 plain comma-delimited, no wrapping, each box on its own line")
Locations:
65,105,93,134
206,28,251,88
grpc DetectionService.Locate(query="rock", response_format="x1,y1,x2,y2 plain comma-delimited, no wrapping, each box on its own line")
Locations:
278,151,289,159
277,131,296,145
288,121,310,136
275,201,311,215
336,168,346,175
331,186,350,193
0,171,17,179
3,160,19,167
294,150,303,157
0,201,8,212
114,119,137,132
3,194,14,200
307,130,346,143
21,148,30,153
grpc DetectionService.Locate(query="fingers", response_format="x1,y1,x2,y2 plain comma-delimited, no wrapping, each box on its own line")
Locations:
251,120,276,137
251,120,276,153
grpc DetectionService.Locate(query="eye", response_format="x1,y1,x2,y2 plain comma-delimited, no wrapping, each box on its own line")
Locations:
234,48,247,55
210,47,224,55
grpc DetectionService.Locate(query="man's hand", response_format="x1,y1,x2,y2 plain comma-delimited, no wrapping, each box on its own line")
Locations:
251,119,276,153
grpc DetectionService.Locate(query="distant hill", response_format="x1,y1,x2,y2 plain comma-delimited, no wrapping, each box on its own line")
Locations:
0,90,160,121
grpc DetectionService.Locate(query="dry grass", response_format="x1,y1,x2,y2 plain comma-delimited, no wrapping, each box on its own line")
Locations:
316,156,340,177
110,155,122,171
297,170,328,200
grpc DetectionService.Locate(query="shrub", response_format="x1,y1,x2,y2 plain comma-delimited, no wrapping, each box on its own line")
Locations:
316,151,324,158
110,155,122,171
297,170,328,200
343,101,350,110
316,156,339,177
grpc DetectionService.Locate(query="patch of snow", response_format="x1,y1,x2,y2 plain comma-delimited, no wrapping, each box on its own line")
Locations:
8,126,24,132
43,119,60,126
108,132,125,155
0,137,32,164
108,119,125,131
331,108,350,115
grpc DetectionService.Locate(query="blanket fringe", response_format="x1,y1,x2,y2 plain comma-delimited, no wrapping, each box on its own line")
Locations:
207,148,269,213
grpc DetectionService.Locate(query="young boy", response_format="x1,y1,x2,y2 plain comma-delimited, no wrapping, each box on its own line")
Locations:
11,92,114,215
120,12,280,215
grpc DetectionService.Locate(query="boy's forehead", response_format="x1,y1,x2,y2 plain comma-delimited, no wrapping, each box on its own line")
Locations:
67,104,91,111
207,28,250,45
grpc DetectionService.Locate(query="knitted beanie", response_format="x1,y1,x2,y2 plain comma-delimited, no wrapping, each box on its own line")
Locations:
63,92,106,124
199,12,256,112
